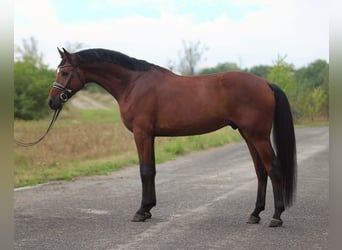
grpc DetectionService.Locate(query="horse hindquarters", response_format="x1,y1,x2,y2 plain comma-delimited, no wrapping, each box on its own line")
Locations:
242,83,296,227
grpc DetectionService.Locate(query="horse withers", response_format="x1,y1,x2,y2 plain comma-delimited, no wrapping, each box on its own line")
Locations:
48,48,296,227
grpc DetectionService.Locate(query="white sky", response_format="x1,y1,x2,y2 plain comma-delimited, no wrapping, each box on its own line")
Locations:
14,0,329,70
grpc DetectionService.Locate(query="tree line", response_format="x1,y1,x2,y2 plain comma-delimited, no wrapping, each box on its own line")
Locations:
15,38,328,121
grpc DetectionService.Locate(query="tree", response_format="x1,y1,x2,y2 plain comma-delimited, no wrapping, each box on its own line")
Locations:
14,61,54,120
267,55,299,119
267,55,296,94
295,60,329,117
15,38,54,120
248,65,272,79
267,56,329,120
15,37,45,68
177,40,208,75
295,59,329,90
199,62,240,75
299,86,327,121
311,87,327,118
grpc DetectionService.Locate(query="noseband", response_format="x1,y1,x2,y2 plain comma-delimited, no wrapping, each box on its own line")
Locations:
51,63,84,103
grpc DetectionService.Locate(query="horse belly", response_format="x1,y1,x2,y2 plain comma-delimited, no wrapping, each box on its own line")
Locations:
154,103,230,136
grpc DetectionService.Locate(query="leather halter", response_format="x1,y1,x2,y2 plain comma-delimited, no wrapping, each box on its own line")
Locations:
51,63,85,103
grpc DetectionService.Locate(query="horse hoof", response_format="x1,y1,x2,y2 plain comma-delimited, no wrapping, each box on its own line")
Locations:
247,215,261,224
269,218,283,227
131,212,152,222
145,211,152,219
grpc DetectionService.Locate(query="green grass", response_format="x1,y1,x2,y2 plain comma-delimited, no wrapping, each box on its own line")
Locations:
155,129,241,163
77,109,122,124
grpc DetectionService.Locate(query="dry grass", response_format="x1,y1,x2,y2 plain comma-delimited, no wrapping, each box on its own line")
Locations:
14,113,241,187
15,123,134,166
14,91,243,187
14,110,138,186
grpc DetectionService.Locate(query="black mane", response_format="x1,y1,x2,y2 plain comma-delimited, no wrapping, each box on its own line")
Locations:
74,48,158,71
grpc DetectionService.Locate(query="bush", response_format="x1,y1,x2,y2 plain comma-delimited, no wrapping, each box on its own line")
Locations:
14,61,55,120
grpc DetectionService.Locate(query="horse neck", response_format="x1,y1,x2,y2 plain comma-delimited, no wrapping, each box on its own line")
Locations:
81,63,140,102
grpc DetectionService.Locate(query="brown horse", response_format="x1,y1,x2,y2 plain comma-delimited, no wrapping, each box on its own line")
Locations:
48,48,296,227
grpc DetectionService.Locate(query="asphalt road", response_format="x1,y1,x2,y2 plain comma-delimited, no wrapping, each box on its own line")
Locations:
14,127,328,250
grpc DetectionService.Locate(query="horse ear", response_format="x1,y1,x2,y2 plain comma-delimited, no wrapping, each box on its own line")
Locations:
62,47,73,63
57,47,64,58
62,48,70,55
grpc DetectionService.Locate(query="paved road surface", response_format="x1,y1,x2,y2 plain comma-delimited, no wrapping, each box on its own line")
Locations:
15,127,328,250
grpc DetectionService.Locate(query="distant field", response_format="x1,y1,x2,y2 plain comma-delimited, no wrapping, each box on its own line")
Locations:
14,91,242,187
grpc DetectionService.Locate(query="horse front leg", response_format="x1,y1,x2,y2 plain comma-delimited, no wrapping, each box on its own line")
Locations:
132,130,156,222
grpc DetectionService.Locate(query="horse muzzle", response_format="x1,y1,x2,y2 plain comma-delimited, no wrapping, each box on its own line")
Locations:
48,96,64,110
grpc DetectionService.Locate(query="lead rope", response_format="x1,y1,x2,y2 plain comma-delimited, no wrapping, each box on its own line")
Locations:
14,107,62,147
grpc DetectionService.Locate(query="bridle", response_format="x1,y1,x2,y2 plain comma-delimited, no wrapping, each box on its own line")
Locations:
51,63,85,104
15,63,85,147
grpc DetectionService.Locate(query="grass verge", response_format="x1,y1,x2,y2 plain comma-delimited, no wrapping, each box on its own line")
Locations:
14,105,242,187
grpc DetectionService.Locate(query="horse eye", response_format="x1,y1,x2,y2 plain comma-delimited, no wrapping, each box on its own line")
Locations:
61,71,69,78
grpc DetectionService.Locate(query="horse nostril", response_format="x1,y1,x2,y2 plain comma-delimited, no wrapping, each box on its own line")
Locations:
48,99,56,109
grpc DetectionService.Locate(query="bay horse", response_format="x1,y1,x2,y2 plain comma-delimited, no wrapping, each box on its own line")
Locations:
48,48,296,227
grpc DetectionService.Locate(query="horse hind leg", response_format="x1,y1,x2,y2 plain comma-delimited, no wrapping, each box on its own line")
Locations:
248,164,268,224
251,137,285,227
240,130,268,224
268,152,285,227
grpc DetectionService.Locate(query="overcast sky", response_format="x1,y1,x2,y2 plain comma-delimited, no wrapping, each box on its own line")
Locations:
14,0,328,70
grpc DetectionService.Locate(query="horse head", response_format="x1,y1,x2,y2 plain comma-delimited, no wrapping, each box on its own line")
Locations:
48,48,85,110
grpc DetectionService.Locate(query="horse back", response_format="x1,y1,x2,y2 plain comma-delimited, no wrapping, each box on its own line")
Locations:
120,71,275,136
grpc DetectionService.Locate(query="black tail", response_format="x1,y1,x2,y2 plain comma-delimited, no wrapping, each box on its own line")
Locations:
270,83,297,207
